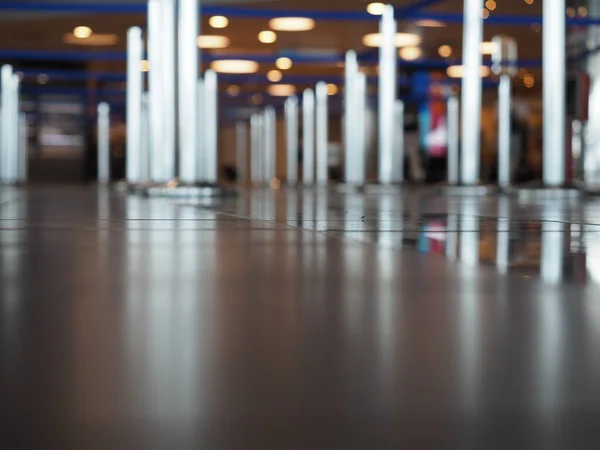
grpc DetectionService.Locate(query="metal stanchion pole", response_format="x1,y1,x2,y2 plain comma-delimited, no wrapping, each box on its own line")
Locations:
315,81,329,186
460,0,484,185
236,121,248,185
344,51,358,185
543,0,566,187
378,5,397,184
1,65,13,183
393,100,405,183
98,102,111,184
572,120,585,184
497,75,511,188
126,27,143,184
285,96,299,185
18,112,28,184
257,113,265,184
250,114,260,185
197,78,205,181
140,92,150,181
303,88,315,185
447,95,460,185
148,0,164,183
8,73,20,184
353,71,367,186
161,0,177,181
264,106,276,184
204,70,218,184
178,0,199,185
493,35,517,190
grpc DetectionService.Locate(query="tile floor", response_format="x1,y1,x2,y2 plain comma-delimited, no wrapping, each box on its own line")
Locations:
2,185,600,449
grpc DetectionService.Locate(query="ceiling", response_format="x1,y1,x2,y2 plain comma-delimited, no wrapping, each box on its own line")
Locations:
0,0,557,101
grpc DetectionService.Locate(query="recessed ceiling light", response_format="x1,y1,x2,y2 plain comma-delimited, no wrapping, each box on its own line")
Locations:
524,74,535,88
366,2,386,15
226,85,241,97
269,17,316,32
267,84,296,96
326,84,338,95
267,70,283,82
197,35,230,49
415,19,446,27
211,60,259,74
258,31,277,44
362,32,422,48
446,65,491,78
275,57,293,70
399,46,422,61
63,33,118,46
480,41,497,55
251,93,263,105
485,0,496,11
209,16,229,29
73,26,92,39
438,45,452,58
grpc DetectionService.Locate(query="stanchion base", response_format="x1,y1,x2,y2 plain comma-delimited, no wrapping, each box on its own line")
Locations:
504,182,583,201
335,184,366,194
141,183,238,199
363,183,404,194
441,184,499,196
573,180,600,196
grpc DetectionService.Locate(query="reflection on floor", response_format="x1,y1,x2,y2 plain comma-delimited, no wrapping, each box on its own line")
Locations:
2,185,600,449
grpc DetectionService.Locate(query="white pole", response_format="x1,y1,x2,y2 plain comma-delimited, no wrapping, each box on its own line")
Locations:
148,0,164,182
498,75,511,188
344,51,358,185
97,102,111,184
126,27,143,184
264,106,276,184
543,0,566,186
197,78,205,181
257,113,265,183
460,0,484,185
393,100,405,183
236,121,248,185
18,112,28,184
178,0,199,185
285,96,299,185
140,92,150,181
378,5,397,184
353,72,367,186
8,73,20,184
204,70,219,184
302,88,315,184
161,0,177,181
1,65,13,183
447,95,460,185
315,81,329,186
250,114,260,185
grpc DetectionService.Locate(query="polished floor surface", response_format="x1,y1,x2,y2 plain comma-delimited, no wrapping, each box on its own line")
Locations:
2,185,600,449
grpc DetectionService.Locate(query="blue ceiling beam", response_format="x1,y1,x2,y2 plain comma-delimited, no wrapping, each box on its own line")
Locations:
0,49,544,69
1,3,600,26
